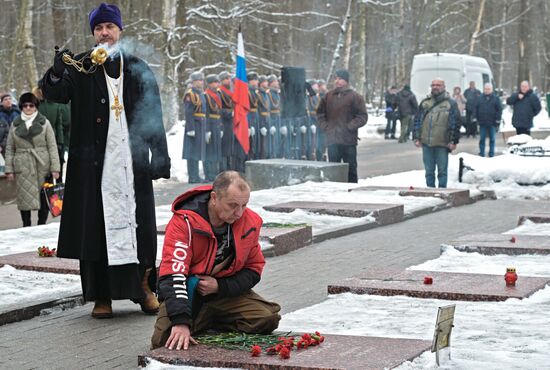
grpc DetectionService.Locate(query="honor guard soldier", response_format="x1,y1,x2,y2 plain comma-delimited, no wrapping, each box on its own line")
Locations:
204,74,223,181
267,75,282,158
183,72,207,183
257,75,271,159
217,72,234,171
247,72,260,159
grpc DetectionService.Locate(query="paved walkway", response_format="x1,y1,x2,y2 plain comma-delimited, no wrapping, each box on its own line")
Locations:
1,198,547,369
0,135,526,369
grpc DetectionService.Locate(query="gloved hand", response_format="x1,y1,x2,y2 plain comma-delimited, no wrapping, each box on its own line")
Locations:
249,126,255,137
53,47,71,78
220,130,224,138
186,130,195,137
260,127,268,136
205,131,212,143
280,126,288,136
310,125,317,134
270,126,277,135
300,125,307,134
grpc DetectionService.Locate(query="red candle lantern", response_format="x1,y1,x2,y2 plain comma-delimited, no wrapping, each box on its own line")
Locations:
423,276,433,284
504,267,518,286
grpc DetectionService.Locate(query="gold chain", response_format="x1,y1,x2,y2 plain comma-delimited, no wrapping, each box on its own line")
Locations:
103,57,124,121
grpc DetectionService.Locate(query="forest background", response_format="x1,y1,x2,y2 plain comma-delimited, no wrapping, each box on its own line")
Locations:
1,0,547,128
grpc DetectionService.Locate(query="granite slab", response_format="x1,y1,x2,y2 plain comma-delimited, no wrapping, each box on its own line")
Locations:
245,159,349,190
349,185,471,206
0,252,80,274
444,233,550,255
263,201,404,225
139,334,431,370
328,269,550,301
518,213,550,225
260,224,312,257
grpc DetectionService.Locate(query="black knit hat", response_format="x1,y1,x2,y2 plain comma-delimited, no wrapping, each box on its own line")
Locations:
18,92,40,110
89,3,123,34
335,69,349,83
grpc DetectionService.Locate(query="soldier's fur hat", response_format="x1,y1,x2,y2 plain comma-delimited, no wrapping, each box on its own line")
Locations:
267,74,278,83
218,71,231,81
258,75,268,84
317,79,326,85
190,72,204,82
206,74,219,84
247,72,259,81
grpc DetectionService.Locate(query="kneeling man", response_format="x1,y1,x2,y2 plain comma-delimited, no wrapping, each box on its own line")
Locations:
151,171,281,350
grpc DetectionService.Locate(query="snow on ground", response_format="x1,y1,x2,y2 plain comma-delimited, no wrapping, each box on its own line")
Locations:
279,287,550,370
1,265,81,311
143,359,241,370
505,220,550,236
410,245,550,277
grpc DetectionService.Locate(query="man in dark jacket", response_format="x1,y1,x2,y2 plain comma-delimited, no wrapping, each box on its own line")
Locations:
464,81,481,137
317,69,368,182
473,83,502,157
395,85,418,143
384,86,398,139
41,3,171,318
414,78,460,188
506,80,541,136
0,94,21,126
151,171,281,350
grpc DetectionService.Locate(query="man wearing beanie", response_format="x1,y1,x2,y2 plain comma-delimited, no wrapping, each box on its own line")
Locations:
395,84,418,143
317,69,368,182
40,3,171,319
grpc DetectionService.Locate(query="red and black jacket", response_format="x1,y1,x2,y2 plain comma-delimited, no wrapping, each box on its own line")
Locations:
158,185,265,326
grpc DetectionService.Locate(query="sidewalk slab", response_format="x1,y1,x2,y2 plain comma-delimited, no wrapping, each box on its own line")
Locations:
139,334,431,370
328,269,550,301
263,201,404,225
518,213,550,225
350,185,471,206
0,252,79,274
444,233,550,255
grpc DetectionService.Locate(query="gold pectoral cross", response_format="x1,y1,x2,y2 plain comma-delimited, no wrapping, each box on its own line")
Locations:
111,95,124,120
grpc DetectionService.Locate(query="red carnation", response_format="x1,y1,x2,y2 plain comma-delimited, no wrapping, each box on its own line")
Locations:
510,236,516,243
250,345,262,357
279,346,290,359
301,333,312,341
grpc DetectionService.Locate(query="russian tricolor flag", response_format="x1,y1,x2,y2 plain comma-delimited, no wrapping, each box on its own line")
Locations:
233,32,250,154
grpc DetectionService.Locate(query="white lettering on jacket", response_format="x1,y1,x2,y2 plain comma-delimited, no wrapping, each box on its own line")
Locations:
172,241,189,299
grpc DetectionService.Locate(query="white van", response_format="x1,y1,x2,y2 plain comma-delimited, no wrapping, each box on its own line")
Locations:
410,53,494,100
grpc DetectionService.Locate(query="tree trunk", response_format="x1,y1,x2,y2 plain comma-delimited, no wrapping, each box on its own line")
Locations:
396,0,406,85
160,0,179,130
342,11,353,71
51,0,66,47
356,1,367,97
469,0,486,55
326,0,352,82
498,3,508,89
517,0,531,86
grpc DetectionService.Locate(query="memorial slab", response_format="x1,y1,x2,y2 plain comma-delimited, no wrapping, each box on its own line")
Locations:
139,334,431,370
518,213,550,225
263,201,404,225
245,159,348,190
260,224,312,257
328,269,550,301
349,185,471,207
0,252,79,274
444,233,550,255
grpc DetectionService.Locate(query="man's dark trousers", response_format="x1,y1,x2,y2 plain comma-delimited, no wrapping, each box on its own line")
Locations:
328,144,358,183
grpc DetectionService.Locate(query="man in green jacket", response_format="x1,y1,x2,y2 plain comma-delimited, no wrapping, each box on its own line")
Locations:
414,78,460,188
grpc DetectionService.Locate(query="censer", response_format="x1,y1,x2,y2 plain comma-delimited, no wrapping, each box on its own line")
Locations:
55,46,109,74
